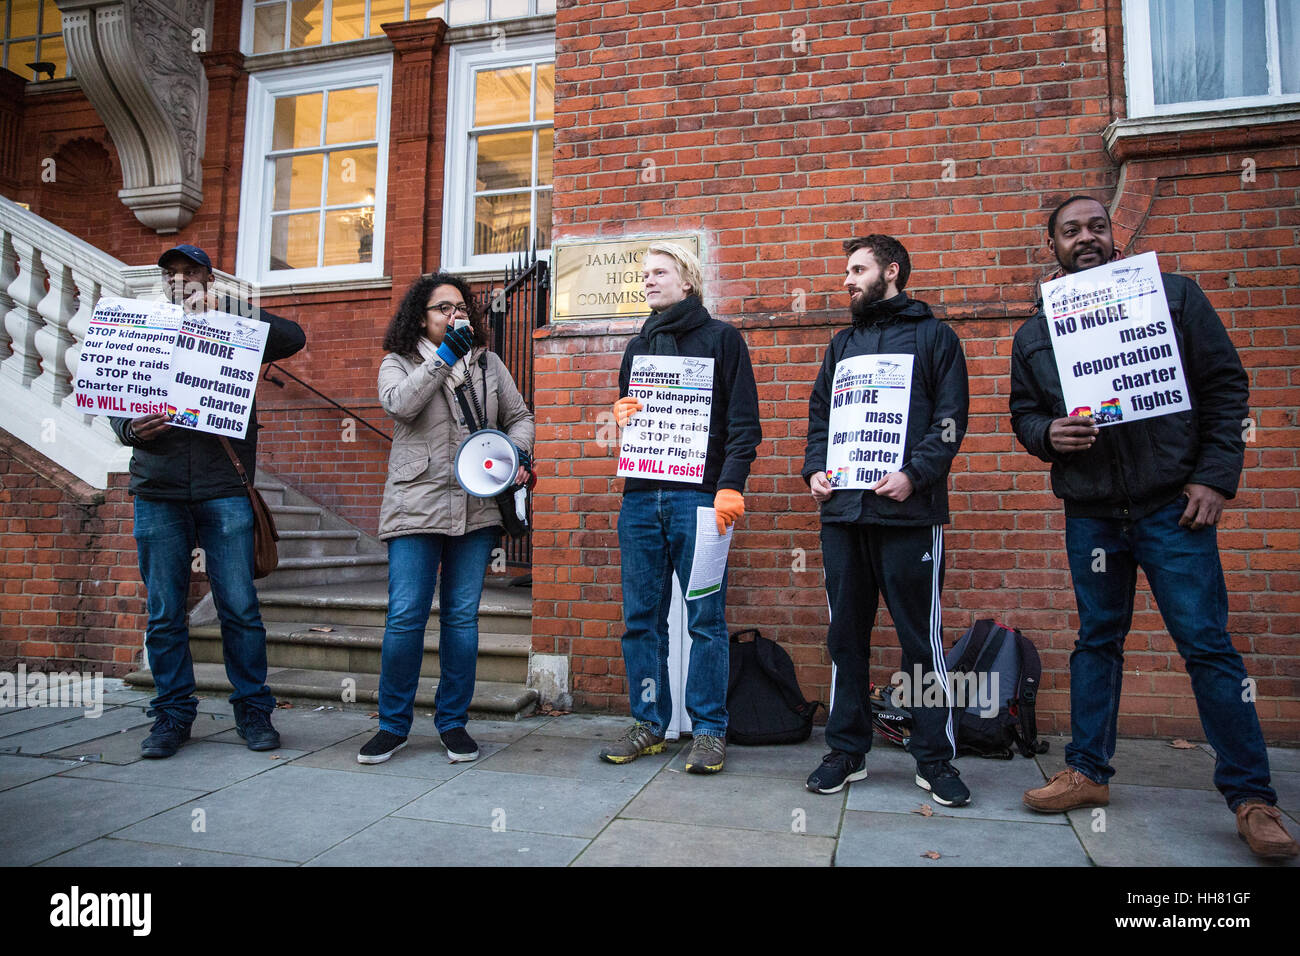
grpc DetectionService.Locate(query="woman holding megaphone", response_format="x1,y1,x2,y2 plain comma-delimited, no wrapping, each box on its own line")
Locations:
361,274,534,766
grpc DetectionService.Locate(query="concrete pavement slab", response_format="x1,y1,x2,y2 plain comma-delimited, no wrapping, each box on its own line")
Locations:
111,764,436,863
0,776,199,866
394,768,641,838
305,816,589,867
477,732,679,786
836,809,1091,867
575,818,835,867
62,740,309,792
294,733,505,779
0,706,112,738
1036,734,1217,790
528,714,642,740
464,717,549,742
206,706,379,751
0,708,154,755
0,754,84,792
1066,783,1298,867
620,770,843,836
1272,771,1298,814
50,713,237,765
38,838,297,867
1267,747,1300,774
664,732,829,779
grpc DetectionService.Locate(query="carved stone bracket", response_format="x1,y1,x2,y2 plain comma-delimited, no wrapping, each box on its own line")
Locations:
58,0,214,233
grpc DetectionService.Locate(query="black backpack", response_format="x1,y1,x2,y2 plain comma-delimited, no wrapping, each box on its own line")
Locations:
726,629,820,745
943,619,1049,759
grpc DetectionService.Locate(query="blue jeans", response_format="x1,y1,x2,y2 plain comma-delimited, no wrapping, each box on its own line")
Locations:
617,489,729,737
133,496,275,724
378,528,498,737
1064,497,1277,810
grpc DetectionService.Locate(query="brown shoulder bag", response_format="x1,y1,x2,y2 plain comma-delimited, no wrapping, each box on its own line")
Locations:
218,436,280,579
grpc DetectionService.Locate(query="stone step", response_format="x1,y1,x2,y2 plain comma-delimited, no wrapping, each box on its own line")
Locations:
269,504,323,532
188,621,529,684
124,662,538,720
255,580,532,633
257,553,390,589
276,530,362,558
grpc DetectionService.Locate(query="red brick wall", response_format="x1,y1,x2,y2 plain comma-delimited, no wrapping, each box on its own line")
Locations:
538,0,1300,741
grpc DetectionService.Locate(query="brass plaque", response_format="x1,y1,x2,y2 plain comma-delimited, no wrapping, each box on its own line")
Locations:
550,235,701,321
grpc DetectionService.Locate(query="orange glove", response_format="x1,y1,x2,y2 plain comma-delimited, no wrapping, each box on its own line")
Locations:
613,396,642,427
713,488,744,534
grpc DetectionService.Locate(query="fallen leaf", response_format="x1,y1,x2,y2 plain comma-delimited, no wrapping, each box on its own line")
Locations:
275,701,293,709
269,754,282,760
367,712,379,719
911,804,934,817
309,626,334,632
1169,738,1197,749
921,851,941,859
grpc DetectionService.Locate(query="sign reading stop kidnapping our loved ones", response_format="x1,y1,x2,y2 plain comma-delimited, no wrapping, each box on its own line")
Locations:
617,355,714,483
1041,251,1189,426
825,353,914,489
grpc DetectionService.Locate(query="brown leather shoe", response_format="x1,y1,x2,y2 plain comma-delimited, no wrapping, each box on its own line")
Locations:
1023,768,1109,813
1236,801,1300,860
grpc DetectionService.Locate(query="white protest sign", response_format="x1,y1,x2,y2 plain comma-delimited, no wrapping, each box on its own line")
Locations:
1041,251,1189,426
73,296,183,417
617,354,714,483
824,353,913,490
165,312,269,438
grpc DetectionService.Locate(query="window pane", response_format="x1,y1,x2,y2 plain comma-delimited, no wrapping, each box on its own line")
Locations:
38,34,66,79
42,0,61,32
1281,0,1300,94
476,131,532,191
325,86,377,144
448,0,488,24
6,41,37,79
269,212,320,270
371,0,410,34
289,0,324,47
474,66,530,126
272,154,324,211
10,1,39,37
474,191,531,255
326,148,377,206
534,188,551,250
253,3,287,53
323,208,374,265
537,128,552,185
1148,0,1268,104
331,0,367,41
537,0,556,13
421,3,447,21
490,0,529,18
535,62,554,121
273,93,323,150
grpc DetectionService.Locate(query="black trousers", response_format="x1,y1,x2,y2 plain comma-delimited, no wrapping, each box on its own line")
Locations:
821,521,956,764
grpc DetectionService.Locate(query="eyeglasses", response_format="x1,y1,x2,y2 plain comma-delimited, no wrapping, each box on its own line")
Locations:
427,302,469,317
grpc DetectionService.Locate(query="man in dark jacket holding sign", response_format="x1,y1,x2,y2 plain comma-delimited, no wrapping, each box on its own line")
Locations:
599,241,761,774
110,245,306,759
802,235,970,804
1012,196,1297,859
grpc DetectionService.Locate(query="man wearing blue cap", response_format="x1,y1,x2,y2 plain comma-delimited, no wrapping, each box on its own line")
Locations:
110,245,306,758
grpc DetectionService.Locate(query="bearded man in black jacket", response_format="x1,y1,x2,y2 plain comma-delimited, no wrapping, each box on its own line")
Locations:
109,245,306,760
1013,196,1297,859
802,236,971,805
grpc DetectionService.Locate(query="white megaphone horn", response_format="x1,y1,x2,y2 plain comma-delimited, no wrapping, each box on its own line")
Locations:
454,428,520,498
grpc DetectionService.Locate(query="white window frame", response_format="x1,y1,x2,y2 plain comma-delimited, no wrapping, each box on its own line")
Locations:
240,0,414,53
1123,0,1300,117
441,35,555,275
236,54,393,287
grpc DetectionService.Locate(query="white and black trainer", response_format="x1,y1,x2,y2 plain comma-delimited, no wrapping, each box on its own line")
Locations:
806,750,869,794
357,730,408,765
915,760,971,807
441,727,479,763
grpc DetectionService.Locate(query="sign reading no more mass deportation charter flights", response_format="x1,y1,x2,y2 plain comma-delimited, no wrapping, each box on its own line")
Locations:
551,234,700,321
73,296,269,438
824,353,914,490
617,355,714,483
1041,251,1190,426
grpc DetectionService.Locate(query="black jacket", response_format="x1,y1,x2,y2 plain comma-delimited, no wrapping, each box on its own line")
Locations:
110,296,306,502
617,301,761,495
802,294,969,526
1009,272,1248,519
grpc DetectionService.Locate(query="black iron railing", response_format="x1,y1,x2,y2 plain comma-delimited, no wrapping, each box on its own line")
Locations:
263,362,392,442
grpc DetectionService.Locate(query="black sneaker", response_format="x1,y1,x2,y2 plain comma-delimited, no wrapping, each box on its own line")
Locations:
140,713,191,759
357,730,408,765
915,760,971,807
806,750,868,794
440,726,479,763
234,703,281,751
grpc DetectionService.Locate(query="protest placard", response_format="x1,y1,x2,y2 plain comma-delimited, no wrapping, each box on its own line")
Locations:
165,312,269,438
72,296,183,417
824,353,914,490
617,355,714,483
1041,251,1189,426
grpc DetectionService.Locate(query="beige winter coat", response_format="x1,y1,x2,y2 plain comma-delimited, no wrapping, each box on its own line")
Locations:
377,346,535,540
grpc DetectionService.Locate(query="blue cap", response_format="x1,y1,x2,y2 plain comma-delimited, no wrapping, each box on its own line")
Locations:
158,244,212,271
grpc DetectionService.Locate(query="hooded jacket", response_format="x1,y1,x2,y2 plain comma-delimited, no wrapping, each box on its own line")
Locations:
1009,272,1248,519
802,293,969,526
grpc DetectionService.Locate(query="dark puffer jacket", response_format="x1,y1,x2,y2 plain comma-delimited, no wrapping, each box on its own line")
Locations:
109,296,306,502
802,293,969,526
1009,272,1249,519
